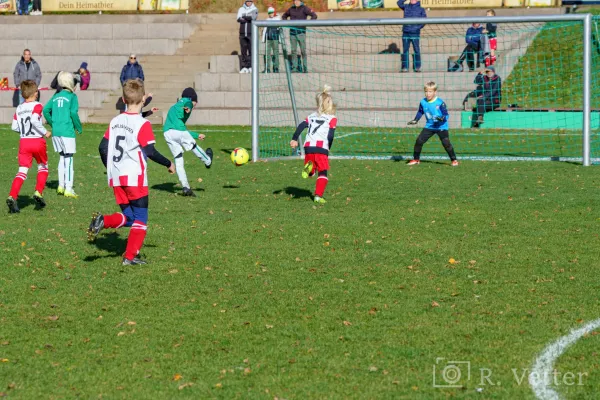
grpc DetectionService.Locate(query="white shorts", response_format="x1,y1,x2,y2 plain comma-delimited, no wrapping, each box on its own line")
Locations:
52,136,76,155
164,129,196,157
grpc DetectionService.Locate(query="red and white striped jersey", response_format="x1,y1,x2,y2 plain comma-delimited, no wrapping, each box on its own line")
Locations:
104,112,156,188
303,112,337,151
11,101,47,139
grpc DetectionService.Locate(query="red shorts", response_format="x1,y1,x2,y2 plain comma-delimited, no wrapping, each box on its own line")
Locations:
113,186,149,205
18,138,48,168
489,38,497,51
304,153,329,172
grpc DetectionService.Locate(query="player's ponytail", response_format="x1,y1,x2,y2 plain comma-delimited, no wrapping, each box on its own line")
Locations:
317,85,336,116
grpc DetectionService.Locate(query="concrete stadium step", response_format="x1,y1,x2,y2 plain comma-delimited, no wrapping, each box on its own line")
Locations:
0,90,109,108
0,56,126,74
196,72,485,92
185,107,464,128
197,90,470,109
3,39,185,57
0,71,120,90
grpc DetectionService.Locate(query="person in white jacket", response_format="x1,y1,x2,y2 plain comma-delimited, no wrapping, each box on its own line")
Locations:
236,0,259,73
262,7,282,73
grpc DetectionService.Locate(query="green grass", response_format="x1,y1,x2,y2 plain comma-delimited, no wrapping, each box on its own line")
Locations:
1,125,600,398
503,17,600,109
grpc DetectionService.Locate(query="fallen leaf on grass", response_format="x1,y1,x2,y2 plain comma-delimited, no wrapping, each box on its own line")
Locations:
178,382,194,390
215,383,223,388
343,320,352,326
0,359,8,363
48,315,59,321
127,321,136,326
244,367,251,375
173,374,183,381
448,258,456,264
265,324,273,329
117,331,126,337
368,366,378,372
431,301,440,308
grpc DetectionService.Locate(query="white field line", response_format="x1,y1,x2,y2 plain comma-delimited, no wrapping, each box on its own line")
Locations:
335,131,587,139
529,318,600,400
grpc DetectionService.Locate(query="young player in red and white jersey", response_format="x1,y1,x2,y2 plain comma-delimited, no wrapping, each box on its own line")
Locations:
290,85,337,204
88,79,175,266
6,80,51,213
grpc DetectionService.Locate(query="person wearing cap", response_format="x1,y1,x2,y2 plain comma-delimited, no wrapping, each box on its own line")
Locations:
470,66,502,128
237,0,259,74
120,54,145,86
162,88,214,197
262,6,282,73
78,62,91,90
282,0,318,73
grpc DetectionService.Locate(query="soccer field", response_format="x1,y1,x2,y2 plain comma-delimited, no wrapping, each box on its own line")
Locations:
1,124,599,398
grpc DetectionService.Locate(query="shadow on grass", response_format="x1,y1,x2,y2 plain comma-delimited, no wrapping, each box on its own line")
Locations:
46,180,59,190
85,232,156,262
16,196,38,210
273,186,312,199
221,148,235,155
151,182,205,194
223,185,240,189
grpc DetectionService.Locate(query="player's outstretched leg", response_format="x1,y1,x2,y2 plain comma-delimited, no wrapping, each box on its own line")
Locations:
8,167,27,203
314,170,328,204
122,205,148,265
87,206,133,242
302,161,314,179
408,129,433,165
439,133,458,167
87,212,105,242
57,153,65,195
191,144,212,169
172,153,195,197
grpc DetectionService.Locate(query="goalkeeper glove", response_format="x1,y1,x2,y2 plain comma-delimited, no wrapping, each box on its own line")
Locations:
407,120,418,125
435,116,445,122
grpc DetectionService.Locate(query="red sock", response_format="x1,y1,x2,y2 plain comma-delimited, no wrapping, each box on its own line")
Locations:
104,212,126,228
315,176,328,197
35,168,48,194
124,221,147,260
9,172,27,199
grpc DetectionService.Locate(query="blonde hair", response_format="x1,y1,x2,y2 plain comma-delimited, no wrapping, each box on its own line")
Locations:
487,9,496,15
424,81,438,91
316,85,336,115
122,79,145,106
20,80,38,100
58,71,75,92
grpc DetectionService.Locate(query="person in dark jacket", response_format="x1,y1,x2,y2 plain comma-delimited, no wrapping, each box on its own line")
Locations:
119,54,145,85
397,0,426,73
262,7,282,73
237,0,259,73
471,66,501,128
50,71,81,93
450,23,484,72
13,49,42,104
282,0,317,73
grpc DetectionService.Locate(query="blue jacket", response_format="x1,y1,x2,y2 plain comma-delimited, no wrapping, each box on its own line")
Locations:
397,1,426,35
466,26,483,46
120,62,145,85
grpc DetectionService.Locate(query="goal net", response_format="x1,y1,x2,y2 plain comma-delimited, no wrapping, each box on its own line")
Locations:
252,15,597,164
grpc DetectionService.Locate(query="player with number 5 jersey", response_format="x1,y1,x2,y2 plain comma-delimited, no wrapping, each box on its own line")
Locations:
6,80,51,213
43,72,83,198
90,79,175,266
290,85,337,204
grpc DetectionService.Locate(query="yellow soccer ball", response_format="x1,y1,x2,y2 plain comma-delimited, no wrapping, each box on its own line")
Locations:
231,147,250,166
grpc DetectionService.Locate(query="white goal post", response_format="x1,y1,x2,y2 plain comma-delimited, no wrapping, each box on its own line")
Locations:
251,14,593,165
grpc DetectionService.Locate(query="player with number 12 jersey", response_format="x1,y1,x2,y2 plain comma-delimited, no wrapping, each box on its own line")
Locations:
6,80,51,214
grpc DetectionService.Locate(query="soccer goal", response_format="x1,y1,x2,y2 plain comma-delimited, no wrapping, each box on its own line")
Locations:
251,14,597,165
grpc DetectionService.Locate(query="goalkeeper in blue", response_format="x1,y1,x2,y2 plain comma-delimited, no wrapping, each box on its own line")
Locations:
407,81,458,166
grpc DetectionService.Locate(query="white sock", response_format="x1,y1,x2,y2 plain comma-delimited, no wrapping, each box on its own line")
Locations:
58,155,65,188
65,156,74,192
192,146,211,166
175,157,189,189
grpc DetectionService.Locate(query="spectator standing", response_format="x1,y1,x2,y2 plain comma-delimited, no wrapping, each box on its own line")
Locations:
16,0,29,15
262,6,282,73
120,54,145,86
13,49,42,104
397,0,426,73
282,0,317,73
472,66,501,127
483,9,498,66
31,0,42,15
237,0,258,74
79,62,91,90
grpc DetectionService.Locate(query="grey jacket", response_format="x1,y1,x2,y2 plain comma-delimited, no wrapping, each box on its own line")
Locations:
13,57,42,87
